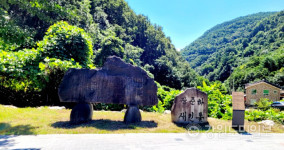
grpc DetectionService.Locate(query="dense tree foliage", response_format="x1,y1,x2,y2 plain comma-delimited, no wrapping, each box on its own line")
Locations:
0,0,199,89
0,0,201,106
182,11,284,90
225,47,284,91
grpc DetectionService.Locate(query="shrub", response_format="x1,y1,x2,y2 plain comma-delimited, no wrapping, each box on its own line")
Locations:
0,21,94,106
246,108,284,124
151,84,182,113
0,22,93,88
0,48,42,91
39,58,83,105
197,81,232,120
37,21,93,67
163,90,182,110
152,100,165,113
245,97,283,124
255,98,273,111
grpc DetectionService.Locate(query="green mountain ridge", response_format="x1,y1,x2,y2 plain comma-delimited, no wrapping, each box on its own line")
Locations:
181,11,284,90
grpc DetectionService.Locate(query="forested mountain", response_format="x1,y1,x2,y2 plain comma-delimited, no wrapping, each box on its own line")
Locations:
181,11,284,90
0,0,200,106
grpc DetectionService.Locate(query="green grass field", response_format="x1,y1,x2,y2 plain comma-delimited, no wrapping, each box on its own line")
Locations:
0,105,283,135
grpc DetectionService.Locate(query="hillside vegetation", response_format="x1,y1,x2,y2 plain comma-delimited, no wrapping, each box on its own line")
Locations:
0,0,201,106
182,11,284,90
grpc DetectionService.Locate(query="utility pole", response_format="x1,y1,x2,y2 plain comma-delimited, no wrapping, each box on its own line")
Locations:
233,78,235,92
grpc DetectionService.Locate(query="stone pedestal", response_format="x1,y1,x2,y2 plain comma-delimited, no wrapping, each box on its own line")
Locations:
232,110,245,127
124,104,141,124
232,92,245,128
70,102,93,124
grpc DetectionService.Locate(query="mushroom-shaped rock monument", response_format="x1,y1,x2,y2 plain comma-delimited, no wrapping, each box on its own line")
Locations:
58,56,158,124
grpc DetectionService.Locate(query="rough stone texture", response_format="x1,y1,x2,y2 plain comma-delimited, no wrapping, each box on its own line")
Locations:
171,88,208,124
124,105,141,124
58,56,157,106
70,102,93,124
258,120,275,127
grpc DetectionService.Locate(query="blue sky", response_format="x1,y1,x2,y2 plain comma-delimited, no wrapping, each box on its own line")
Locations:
125,0,284,50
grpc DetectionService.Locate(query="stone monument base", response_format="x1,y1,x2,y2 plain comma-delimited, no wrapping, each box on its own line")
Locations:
232,110,245,127
124,104,141,124
70,102,93,124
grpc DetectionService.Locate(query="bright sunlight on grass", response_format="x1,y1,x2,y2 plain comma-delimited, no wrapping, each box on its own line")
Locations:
0,105,283,135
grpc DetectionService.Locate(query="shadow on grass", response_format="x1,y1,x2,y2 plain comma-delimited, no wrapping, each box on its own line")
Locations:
51,119,158,130
0,123,37,135
174,122,212,131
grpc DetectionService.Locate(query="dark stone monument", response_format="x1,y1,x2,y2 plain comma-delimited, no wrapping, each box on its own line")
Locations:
171,88,208,124
232,92,245,128
58,56,157,124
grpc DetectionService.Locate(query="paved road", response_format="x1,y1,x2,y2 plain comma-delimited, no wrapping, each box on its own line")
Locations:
1,133,284,150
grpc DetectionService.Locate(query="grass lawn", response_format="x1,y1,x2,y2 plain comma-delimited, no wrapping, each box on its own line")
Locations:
0,105,283,135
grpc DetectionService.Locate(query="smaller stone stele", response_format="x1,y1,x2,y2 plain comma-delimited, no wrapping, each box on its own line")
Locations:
232,92,245,128
171,88,208,124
